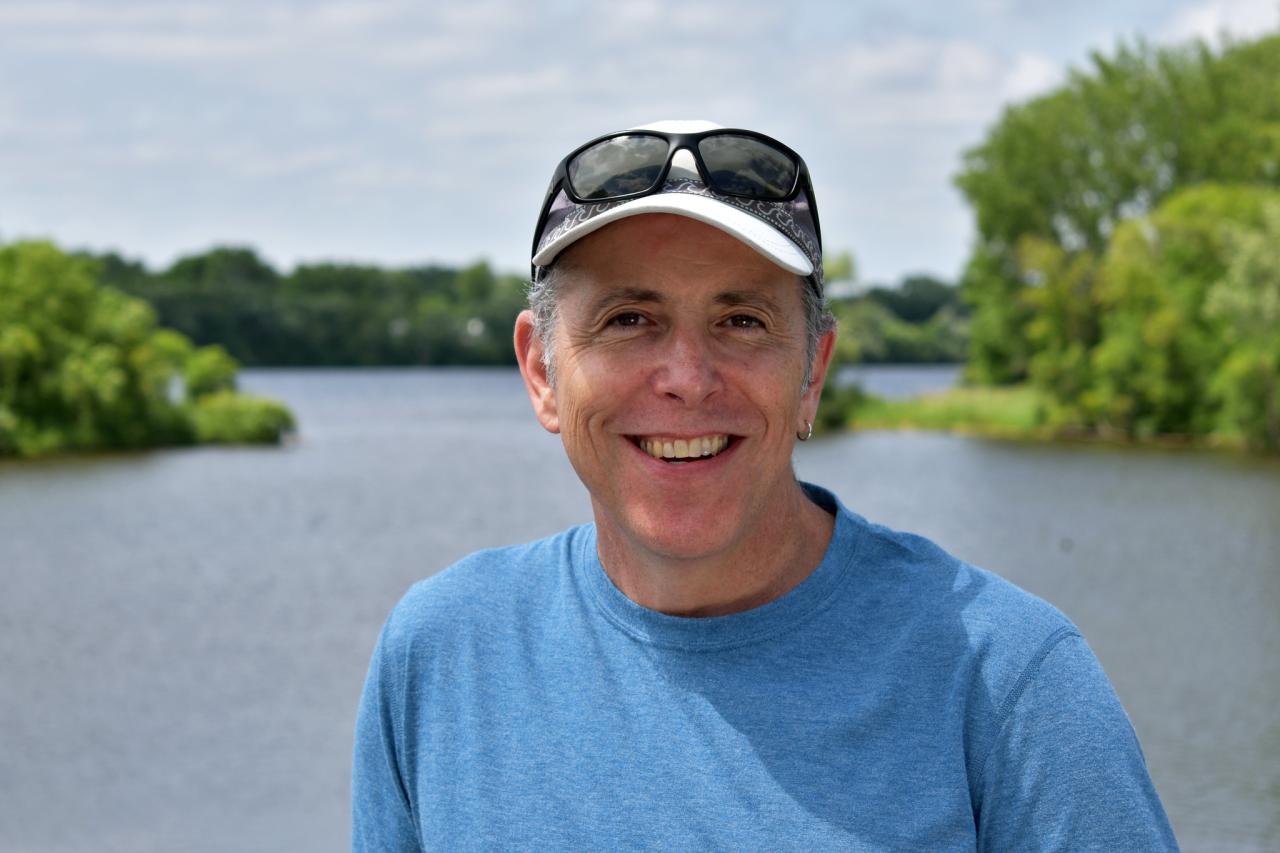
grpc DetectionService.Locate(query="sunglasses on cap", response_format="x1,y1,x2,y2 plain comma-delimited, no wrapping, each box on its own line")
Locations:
531,128,822,269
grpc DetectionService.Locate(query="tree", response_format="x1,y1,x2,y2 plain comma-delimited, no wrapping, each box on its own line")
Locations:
1017,237,1101,428
865,274,961,323
955,32,1280,384
0,241,293,457
103,248,529,368
1205,200,1280,449
1089,184,1269,439
1,242,183,454
184,344,238,400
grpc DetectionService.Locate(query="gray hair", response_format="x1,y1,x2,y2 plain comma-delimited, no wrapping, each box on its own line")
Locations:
527,262,836,390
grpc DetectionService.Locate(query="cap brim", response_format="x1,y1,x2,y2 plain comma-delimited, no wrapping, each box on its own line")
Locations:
531,193,813,276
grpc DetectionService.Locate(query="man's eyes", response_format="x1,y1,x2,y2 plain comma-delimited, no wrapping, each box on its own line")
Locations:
603,312,766,330
607,312,647,327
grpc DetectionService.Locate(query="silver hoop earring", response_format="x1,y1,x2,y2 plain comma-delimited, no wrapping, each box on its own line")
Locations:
797,420,813,442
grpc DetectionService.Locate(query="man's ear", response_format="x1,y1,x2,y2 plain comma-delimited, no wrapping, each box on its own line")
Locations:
800,326,837,429
514,310,560,434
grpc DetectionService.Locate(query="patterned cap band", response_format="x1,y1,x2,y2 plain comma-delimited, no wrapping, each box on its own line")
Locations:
534,176,824,292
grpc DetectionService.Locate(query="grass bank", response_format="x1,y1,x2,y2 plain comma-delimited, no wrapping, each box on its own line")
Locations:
849,385,1048,440
821,383,1266,453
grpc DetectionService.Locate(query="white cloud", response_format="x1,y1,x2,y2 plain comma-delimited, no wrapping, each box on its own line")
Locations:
1161,0,1280,43
975,0,1018,15
593,0,781,38
440,67,572,102
0,1,222,28
809,36,1061,131
20,29,288,61
1001,52,1062,102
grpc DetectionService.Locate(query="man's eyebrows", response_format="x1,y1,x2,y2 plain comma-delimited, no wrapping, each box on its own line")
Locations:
588,288,663,314
586,287,784,314
714,290,783,311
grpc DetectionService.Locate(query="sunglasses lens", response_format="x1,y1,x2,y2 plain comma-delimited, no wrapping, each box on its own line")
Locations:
697,135,798,199
567,135,669,199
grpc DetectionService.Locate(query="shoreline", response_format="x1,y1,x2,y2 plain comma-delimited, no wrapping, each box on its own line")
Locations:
829,384,1277,458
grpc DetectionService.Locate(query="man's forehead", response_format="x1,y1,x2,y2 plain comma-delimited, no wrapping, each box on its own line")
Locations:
567,278,803,320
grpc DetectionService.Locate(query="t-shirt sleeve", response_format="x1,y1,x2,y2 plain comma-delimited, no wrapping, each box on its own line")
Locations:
975,631,1180,852
351,616,423,853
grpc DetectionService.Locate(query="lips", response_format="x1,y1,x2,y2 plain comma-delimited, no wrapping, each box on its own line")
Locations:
631,434,732,461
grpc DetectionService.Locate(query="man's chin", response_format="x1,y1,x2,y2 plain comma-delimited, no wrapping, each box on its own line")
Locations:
610,509,745,564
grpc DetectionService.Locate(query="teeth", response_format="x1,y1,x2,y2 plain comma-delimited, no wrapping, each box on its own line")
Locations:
637,434,730,461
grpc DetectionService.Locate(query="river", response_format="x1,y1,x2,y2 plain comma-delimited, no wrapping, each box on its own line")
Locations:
0,367,1276,852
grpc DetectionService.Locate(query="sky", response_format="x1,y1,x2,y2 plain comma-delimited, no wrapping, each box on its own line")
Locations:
1,0,1277,286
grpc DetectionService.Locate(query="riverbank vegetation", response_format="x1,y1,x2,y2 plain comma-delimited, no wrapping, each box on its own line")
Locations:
0,242,294,459
92,249,531,367
826,268,968,365
79,246,965,370
824,30,1280,454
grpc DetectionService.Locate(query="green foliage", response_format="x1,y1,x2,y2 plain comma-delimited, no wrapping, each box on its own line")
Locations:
958,244,1034,384
825,181,1280,453
184,344,239,400
864,275,962,324
955,32,1280,384
1204,200,1280,449
0,240,294,458
945,27,1280,452
1005,182,1279,450
1018,237,1101,428
189,390,296,445
814,382,870,435
95,247,530,367
829,294,967,366
1087,184,1268,439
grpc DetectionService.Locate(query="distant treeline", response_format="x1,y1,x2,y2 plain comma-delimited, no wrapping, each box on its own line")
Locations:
89,249,529,367
828,273,968,365
82,246,967,368
947,30,1280,450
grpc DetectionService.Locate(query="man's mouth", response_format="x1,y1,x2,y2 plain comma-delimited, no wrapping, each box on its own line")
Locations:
631,434,734,463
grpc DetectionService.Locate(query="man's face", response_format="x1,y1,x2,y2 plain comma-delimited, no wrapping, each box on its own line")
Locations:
516,213,834,564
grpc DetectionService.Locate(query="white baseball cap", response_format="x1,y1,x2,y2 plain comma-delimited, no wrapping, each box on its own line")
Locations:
531,120,823,291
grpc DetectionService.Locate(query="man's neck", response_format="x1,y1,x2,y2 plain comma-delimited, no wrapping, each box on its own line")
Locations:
592,482,836,618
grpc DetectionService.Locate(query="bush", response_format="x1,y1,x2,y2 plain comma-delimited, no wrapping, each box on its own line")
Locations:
188,391,296,445
0,240,295,457
814,383,871,435
184,344,239,400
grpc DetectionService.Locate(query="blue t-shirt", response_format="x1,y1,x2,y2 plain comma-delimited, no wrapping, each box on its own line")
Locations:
353,484,1178,851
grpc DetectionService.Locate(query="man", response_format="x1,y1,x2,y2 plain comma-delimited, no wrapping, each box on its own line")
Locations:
352,121,1178,851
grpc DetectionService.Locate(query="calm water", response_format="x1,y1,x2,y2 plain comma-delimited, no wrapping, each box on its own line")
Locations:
0,367,1276,853
836,362,961,397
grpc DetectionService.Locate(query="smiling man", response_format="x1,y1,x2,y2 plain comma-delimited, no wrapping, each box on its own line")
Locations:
352,121,1178,851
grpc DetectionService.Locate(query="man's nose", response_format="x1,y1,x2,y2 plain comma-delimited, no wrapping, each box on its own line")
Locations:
650,325,722,405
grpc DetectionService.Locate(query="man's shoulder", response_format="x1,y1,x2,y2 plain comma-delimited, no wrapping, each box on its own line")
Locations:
836,503,1082,690
377,524,592,652
844,506,1076,639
